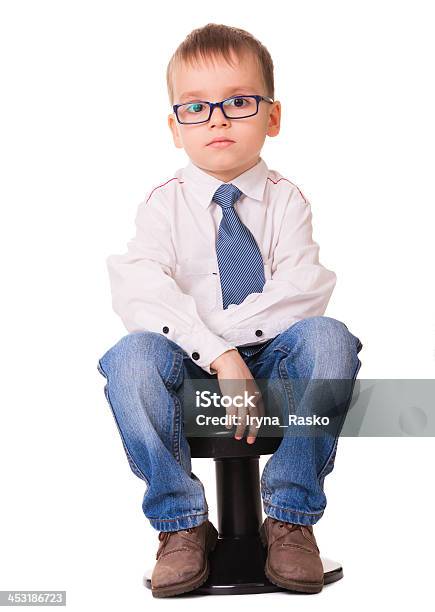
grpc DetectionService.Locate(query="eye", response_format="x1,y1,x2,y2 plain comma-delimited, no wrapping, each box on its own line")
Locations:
185,102,206,113
224,96,252,108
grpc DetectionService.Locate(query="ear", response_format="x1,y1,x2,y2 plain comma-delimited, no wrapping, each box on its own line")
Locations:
266,101,281,138
168,113,184,149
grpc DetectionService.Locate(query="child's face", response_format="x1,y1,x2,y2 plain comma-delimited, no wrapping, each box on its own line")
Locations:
168,50,281,182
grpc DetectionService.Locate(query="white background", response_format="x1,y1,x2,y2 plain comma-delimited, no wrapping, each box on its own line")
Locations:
0,1,434,610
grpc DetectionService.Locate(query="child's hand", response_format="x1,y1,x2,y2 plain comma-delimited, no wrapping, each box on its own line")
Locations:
210,351,265,444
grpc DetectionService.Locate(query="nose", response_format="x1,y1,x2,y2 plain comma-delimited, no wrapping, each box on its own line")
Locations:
209,104,229,127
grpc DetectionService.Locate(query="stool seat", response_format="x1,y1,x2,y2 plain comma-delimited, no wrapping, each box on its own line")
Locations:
187,434,282,458
144,434,343,595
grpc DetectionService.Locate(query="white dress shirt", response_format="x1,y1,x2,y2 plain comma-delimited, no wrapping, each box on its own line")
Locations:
106,157,337,374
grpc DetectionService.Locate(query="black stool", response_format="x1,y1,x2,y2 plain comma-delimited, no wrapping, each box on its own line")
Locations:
144,435,343,595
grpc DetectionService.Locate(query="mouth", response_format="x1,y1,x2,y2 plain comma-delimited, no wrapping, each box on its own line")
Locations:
207,138,235,149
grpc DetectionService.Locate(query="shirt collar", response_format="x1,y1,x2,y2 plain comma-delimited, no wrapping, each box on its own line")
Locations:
181,156,269,209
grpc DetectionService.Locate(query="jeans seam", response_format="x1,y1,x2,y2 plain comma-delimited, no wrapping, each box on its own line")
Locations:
262,500,324,516
171,390,182,464
278,351,298,414
260,345,299,499
260,462,272,498
147,510,208,522
163,349,184,389
162,349,184,465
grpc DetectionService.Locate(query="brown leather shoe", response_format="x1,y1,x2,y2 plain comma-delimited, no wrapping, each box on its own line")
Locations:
151,519,218,598
260,517,324,593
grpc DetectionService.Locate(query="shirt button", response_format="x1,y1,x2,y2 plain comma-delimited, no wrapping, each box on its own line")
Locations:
162,326,169,334
192,352,200,361
255,329,263,337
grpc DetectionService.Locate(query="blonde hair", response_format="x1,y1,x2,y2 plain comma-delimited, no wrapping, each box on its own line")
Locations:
166,23,274,106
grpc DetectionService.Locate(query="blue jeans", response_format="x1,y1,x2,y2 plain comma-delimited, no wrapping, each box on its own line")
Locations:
97,316,363,532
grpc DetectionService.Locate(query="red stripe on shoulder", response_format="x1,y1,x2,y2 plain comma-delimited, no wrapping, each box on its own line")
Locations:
145,177,183,204
267,176,308,204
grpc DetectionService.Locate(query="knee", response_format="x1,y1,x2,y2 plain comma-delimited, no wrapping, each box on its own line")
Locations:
285,316,362,364
97,331,177,381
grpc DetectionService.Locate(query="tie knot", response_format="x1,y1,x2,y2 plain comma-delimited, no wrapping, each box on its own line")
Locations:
212,183,243,209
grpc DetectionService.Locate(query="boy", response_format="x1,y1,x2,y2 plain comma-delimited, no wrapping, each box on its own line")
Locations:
97,23,363,597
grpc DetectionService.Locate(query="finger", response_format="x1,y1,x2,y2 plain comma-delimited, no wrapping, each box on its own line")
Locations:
245,379,262,410
234,407,248,440
225,404,238,429
247,405,261,442
235,379,261,441
218,378,243,430
246,385,265,443
219,377,245,399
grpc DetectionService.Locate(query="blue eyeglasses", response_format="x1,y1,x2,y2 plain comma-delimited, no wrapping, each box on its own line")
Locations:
173,94,274,125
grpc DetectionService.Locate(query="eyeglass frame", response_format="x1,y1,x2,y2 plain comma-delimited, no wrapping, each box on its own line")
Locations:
172,94,275,125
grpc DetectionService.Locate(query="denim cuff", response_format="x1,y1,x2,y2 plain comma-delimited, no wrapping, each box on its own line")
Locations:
262,499,324,526
148,510,209,532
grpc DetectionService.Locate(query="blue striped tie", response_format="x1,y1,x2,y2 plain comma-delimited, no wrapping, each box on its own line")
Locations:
212,183,272,357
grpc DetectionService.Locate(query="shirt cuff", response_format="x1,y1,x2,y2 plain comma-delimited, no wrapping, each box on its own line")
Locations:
176,326,238,375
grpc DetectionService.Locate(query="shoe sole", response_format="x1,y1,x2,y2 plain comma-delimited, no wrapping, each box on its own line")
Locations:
151,522,219,598
259,522,324,594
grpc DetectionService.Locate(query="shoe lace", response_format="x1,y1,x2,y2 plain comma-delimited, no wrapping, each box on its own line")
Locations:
278,521,302,534
158,527,194,540
275,520,317,550
156,527,196,559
